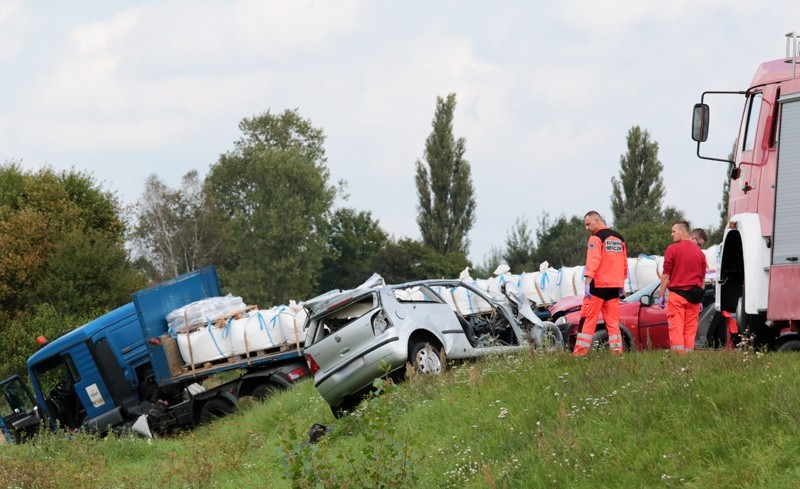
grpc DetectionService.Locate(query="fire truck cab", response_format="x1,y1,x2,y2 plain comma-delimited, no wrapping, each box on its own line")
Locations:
692,32,800,350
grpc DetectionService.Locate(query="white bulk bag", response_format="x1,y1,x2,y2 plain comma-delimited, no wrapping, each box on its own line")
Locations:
274,305,304,345
558,267,578,298
230,310,280,355
487,273,519,296
430,285,457,309
571,266,586,296
473,278,491,292
167,295,246,333
518,272,537,302
624,258,639,294
537,266,562,305
633,254,663,290
177,323,234,365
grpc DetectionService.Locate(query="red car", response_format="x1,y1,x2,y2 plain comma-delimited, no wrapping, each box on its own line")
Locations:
554,282,719,352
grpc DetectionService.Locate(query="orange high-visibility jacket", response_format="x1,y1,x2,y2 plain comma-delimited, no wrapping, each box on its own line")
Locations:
584,227,628,288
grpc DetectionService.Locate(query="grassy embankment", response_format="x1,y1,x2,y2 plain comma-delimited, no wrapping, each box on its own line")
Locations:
2,348,799,488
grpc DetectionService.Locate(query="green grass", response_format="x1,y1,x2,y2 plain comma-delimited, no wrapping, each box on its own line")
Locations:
2,349,800,488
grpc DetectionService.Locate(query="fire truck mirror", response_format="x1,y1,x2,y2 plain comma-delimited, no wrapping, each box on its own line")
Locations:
692,103,710,142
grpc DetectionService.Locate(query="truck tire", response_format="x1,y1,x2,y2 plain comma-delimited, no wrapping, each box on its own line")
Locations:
197,397,234,425
251,383,280,402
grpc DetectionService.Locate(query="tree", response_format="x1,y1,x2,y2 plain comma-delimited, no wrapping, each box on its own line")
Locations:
369,238,470,284
132,171,225,281
415,93,477,255
206,109,337,306
472,245,504,278
611,126,665,229
503,217,537,273
0,163,145,376
317,208,388,292
533,214,587,268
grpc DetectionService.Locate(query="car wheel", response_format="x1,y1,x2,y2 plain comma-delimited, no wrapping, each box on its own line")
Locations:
590,330,611,351
532,322,564,352
410,341,444,375
251,382,280,401
778,339,800,352
197,397,235,425
331,396,363,419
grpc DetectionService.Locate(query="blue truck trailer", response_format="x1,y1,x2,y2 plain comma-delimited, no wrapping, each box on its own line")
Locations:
0,267,309,443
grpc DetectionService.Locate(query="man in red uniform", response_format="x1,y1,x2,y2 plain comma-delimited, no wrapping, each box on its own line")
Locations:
573,211,627,356
660,220,708,353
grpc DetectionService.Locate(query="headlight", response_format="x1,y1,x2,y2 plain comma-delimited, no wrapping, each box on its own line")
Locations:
555,316,566,325
372,310,392,335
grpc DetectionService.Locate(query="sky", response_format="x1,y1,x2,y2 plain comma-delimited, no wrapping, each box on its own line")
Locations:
1,0,798,266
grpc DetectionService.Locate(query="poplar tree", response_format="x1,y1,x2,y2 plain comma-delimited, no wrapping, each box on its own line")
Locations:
415,93,476,255
610,126,665,229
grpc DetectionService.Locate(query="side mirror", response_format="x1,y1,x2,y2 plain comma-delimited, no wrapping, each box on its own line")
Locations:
692,103,710,142
640,295,652,307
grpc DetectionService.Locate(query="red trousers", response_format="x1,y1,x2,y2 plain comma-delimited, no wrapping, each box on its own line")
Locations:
573,296,623,356
667,292,700,353
722,310,738,349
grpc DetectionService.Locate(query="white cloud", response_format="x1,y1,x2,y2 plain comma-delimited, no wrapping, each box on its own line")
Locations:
0,0,27,62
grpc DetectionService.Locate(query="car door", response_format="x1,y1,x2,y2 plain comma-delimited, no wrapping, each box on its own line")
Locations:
637,290,671,349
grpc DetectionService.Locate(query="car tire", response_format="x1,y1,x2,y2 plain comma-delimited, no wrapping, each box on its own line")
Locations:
778,339,800,352
331,396,362,419
591,329,625,352
251,382,280,402
410,341,444,375
197,397,235,425
531,322,564,352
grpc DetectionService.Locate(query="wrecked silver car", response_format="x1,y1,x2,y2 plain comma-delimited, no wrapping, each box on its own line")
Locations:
303,276,563,416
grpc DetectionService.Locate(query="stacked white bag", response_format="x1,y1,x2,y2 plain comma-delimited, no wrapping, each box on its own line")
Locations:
177,322,234,366
169,295,246,365
169,295,310,365
517,262,562,306
166,294,246,333
559,266,586,298
230,302,308,356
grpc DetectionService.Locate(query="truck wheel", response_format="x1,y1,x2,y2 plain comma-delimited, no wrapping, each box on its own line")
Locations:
251,383,280,401
410,341,444,375
778,340,800,352
198,397,234,425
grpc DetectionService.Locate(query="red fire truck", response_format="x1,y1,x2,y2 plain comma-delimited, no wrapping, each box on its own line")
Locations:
692,32,800,351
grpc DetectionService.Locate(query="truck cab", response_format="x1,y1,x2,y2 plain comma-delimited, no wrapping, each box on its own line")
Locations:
26,302,152,433
0,266,309,441
692,32,800,349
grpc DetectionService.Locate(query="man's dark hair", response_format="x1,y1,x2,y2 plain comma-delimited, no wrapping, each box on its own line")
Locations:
673,220,691,234
691,227,707,243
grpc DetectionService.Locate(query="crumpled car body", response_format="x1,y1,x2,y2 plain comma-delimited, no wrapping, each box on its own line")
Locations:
303,277,562,414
